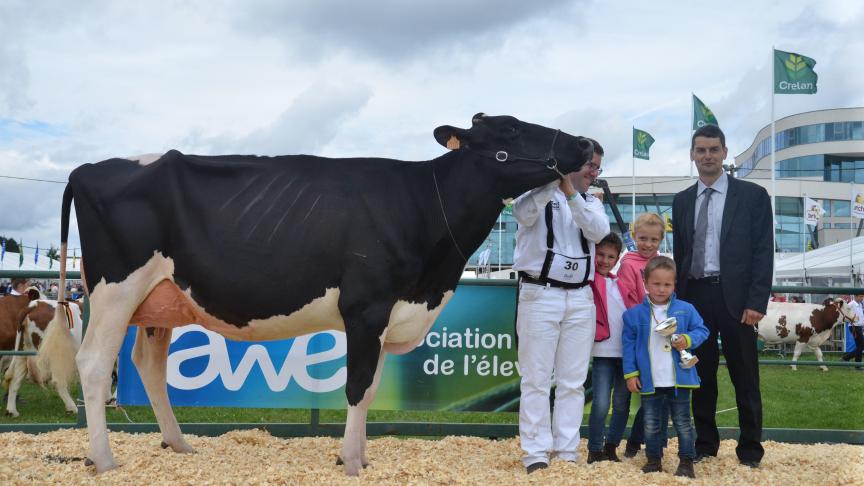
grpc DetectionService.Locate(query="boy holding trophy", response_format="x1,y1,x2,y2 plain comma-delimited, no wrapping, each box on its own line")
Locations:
622,256,708,478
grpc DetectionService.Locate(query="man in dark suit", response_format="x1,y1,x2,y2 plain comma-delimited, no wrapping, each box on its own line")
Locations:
672,124,773,468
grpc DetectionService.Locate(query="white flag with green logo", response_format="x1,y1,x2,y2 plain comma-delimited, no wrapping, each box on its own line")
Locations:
804,197,824,226
853,192,864,219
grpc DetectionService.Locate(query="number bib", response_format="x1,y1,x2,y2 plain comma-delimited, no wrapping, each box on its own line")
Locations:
545,251,590,284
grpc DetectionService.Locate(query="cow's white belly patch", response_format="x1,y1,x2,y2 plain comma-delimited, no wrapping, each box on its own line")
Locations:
218,288,345,341
384,291,453,355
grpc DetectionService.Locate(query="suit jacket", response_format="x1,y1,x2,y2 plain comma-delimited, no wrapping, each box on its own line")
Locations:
672,176,773,317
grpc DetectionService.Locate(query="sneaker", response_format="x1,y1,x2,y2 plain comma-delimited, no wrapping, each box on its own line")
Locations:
603,443,621,462
675,458,696,478
526,462,548,474
641,457,662,473
624,442,641,458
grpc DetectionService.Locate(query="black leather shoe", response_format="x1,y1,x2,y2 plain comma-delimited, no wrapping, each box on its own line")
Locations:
641,456,662,473
603,443,621,462
675,458,696,478
740,460,760,469
586,451,605,464
526,462,548,474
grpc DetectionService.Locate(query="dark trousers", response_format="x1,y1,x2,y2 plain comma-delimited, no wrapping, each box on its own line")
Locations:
842,326,864,365
687,279,764,463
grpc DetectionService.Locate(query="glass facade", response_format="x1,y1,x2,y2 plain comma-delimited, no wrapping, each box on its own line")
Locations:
468,191,856,266
737,120,864,178
468,212,517,267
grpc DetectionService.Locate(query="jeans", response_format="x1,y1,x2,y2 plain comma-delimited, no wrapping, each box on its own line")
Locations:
642,387,695,459
587,357,631,452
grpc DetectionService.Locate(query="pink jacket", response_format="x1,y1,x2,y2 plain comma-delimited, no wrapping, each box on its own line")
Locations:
616,251,656,308
590,271,630,342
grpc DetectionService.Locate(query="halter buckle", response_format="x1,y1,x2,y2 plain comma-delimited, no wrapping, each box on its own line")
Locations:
495,151,509,162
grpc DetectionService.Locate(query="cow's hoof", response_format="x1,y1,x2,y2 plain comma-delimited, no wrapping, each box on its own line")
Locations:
820,368,829,372
85,458,119,473
335,456,368,468
5,411,19,418
161,440,195,453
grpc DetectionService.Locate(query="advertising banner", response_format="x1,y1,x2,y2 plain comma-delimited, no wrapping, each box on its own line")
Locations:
117,281,522,411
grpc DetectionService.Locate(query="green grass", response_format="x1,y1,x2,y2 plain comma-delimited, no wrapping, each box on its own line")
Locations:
3,362,863,430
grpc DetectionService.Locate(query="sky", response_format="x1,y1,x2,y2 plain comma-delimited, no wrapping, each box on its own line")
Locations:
1,0,863,254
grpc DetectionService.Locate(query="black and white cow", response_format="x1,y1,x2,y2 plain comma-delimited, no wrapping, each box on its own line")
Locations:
57,114,594,475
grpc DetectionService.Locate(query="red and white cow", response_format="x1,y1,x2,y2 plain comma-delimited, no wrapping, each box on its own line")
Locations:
757,298,857,371
3,299,83,417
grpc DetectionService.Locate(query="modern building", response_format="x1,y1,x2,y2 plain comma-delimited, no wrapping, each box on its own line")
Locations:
467,107,864,278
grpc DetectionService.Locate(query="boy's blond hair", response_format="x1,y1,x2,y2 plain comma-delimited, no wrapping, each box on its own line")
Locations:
632,212,664,237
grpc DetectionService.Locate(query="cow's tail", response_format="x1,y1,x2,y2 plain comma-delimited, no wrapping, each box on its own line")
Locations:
57,184,75,328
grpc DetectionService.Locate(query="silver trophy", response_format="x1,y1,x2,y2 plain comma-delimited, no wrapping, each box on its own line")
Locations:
654,317,699,369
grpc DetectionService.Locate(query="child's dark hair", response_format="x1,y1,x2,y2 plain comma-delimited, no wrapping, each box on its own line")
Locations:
644,255,676,280
597,232,624,256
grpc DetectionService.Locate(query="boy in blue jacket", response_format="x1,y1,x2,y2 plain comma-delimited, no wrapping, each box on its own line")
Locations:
623,256,708,478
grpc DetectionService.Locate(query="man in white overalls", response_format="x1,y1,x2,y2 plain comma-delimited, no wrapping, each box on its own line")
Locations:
512,139,610,473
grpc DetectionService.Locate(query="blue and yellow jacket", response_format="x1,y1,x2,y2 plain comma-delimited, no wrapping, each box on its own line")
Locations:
622,295,709,394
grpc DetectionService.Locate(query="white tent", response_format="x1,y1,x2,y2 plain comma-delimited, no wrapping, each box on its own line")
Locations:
775,236,864,281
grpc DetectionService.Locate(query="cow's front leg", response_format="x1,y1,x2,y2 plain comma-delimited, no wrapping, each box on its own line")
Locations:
338,304,390,476
812,347,828,372
4,356,26,417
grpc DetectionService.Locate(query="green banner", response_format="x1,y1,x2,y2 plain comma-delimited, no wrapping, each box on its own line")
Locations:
632,128,655,160
118,281,523,411
774,49,818,94
692,94,719,129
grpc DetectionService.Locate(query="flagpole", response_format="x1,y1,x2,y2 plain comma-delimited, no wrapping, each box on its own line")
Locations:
690,93,694,179
802,193,808,284
770,46,778,285
852,182,856,286
632,126,636,227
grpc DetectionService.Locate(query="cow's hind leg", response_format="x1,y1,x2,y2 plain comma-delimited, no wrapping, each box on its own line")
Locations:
76,303,136,473
338,303,390,476
131,326,194,453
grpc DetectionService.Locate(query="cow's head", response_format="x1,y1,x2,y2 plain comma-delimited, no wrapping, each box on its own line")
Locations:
828,297,858,324
433,113,594,199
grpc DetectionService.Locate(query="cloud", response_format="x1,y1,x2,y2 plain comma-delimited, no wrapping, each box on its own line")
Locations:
186,82,373,155
233,0,577,62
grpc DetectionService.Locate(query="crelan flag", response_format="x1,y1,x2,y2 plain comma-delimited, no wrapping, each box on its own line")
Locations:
774,49,817,94
852,192,864,219
804,197,825,226
692,94,719,129
632,128,655,160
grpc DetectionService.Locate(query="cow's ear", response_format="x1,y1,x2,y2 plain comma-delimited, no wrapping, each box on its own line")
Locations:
434,125,468,150
27,289,40,301
822,298,833,306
